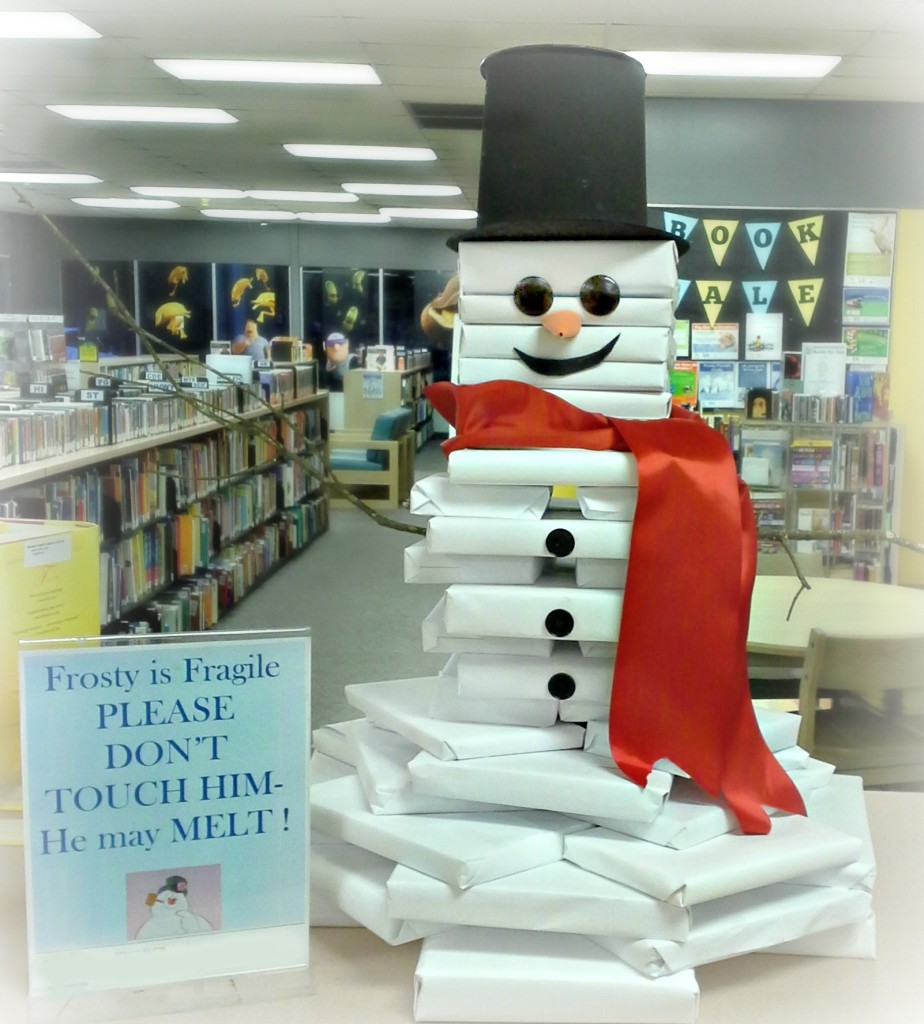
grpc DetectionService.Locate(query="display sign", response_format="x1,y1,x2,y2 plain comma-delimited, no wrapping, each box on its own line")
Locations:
19,629,310,999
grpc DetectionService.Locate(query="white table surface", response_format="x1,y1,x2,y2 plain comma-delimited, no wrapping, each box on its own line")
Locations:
748,576,924,657
1,791,922,1024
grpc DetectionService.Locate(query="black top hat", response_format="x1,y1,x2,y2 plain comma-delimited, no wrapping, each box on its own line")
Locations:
450,45,685,252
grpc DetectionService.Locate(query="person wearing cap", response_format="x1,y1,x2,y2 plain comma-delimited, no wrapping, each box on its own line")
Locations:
324,331,359,387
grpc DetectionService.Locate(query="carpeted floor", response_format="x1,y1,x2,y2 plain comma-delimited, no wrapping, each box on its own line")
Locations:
219,438,449,731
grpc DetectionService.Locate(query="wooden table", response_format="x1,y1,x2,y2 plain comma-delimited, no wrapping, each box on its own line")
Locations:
1,792,922,1024
748,576,924,657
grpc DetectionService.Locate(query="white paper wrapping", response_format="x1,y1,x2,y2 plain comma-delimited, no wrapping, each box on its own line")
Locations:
797,773,877,891
583,708,799,762
423,596,555,656
457,356,670,392
458,323,673,364
457,240,679,297
311,842,449,945
310,750,357,785
576,559,630,588
414,927,699,1024
311,720,362,765
564,816,863,906
408,748,672,823
443,580,622,641
427,515,633,559
459,293,676,329
410,473,551,519
344,676,585,760
430,669,558,727
764,913,876,959
591,883,872,976
387,859,690,940
448,448,638,487
546,389,673,420
311,774,588,888
405,541,545,585
347,719,512,815
578,486,639,521
453,648,613,705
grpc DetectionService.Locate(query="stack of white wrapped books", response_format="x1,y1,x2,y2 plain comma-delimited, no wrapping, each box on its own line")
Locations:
310,452,875,1024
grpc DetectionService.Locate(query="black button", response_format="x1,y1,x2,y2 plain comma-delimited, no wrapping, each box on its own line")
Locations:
547,673,576,700
545,608,574,637
545,528,575,557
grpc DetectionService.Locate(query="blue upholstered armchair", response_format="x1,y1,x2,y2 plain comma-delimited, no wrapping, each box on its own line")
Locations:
328,407,415,508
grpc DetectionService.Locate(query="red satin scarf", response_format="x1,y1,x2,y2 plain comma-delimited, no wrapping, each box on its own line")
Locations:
426,379,805,834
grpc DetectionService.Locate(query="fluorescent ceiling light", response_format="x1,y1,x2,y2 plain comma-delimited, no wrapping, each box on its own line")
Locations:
0,172,101,184
298,212,391,224
0,12,100,38
201,209,296,221
131,186,245,199
155,58,380,85
245,189,358,203
379,207,477,221
342,182,462,197
627,51,841,78
48,105,237,124
72,198,179,210
284,144,436,162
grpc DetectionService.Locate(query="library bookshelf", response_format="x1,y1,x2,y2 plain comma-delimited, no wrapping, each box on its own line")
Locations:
737,419,903,582
0,380,330,634
343,363,435,450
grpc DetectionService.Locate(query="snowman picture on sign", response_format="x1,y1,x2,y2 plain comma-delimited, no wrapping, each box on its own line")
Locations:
429,45,805,834
135,874,214,940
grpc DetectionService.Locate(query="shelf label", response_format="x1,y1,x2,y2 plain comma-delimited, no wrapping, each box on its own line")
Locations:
142,370,165,381
75,388,110,403
180,376,210,390
23,381,58,398
88,376,117,389
255,360,273,369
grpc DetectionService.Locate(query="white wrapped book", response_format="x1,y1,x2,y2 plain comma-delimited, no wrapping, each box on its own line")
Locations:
405,541,545,585
427,515,633,559
410,472,550,519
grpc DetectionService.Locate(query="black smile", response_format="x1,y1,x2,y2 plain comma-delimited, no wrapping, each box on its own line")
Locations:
513,335,620,377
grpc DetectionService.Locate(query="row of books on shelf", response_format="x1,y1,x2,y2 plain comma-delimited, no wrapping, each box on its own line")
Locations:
789,434,888,494
363,345,431,373
105,494,329,633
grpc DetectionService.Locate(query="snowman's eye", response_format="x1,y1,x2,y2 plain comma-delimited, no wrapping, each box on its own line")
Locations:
513,276,553,317
580,275,620,316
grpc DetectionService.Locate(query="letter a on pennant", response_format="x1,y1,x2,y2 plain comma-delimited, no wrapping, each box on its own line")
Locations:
787,278,824,326
695,280,733,327
703,219,739,267
788,215,825,265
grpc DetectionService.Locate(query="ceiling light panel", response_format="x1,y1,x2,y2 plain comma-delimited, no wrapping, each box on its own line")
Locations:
284,144,436,161
131,186,245,199
201,209,297,221
48,105,238,124
245,190,359,203
378,207,477,220
155,59,380,85
72,198,179,209
0,172,102,184
342,182,462,196
298,212,391,224
0,12,100,38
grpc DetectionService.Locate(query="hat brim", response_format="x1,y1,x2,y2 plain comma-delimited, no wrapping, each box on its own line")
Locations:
448,219,689,254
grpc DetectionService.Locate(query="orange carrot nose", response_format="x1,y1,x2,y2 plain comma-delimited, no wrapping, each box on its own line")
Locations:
541,309,582,339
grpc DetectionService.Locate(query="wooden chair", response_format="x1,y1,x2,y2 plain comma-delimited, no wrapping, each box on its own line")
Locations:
796,627,924,786
328,407,414,509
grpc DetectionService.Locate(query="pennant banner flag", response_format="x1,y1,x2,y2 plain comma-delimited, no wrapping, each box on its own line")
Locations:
745,222,782,270
677,278,692,306
702,219,739,267
788,278,825,326
662,211,699,247
788,215,825,265
695,280,734,327
741,280,778,313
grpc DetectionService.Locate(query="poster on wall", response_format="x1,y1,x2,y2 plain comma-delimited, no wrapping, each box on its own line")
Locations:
381,269,458,382
137,261,214,359
19,629,309,999
302,267,379,391
214,263,289,357
60,259,136,358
